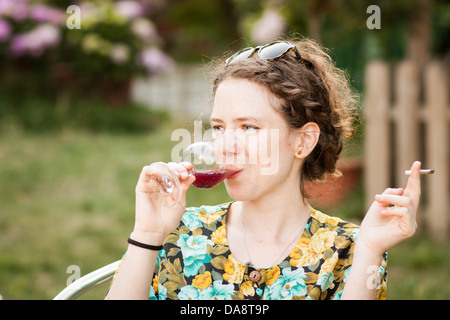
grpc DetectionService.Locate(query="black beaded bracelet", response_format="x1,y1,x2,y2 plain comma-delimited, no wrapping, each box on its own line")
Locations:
127,238,163,251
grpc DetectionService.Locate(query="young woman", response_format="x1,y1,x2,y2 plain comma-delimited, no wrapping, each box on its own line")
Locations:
107,38,421,300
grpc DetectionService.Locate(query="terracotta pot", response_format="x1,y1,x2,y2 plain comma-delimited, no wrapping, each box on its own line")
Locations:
305,158,363,208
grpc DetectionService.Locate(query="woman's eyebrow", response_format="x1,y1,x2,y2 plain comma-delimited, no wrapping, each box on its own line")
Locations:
209,116,263,124
209,117,221,123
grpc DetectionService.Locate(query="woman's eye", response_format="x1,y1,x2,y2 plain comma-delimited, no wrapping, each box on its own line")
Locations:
211,124,259,134
242,125,259,133
212,125,224,132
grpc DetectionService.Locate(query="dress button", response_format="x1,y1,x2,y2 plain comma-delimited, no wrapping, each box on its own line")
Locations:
249,270,261,283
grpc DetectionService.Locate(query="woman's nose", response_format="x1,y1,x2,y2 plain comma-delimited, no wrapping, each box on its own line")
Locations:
217,129,238,154
213,130,240,165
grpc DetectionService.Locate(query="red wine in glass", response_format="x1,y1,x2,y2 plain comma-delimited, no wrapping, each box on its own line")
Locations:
192,170,241,189
183,140,242,189
147,139,240,207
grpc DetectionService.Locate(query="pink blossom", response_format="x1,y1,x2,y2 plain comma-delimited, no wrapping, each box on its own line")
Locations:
29,4,65,25
131,18,159,44
78,2,101,21
115,1,145,19
110,43,130,64
10,23,60,57
138,47,175,74
10,34,28,56
0,18,11,41
0,0,28,21
252,9,286,45
32,24,60,47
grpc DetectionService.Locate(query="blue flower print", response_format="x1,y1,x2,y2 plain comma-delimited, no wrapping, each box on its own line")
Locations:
317,271,334,291
263,267,307,300
182,210,203,231
156,249,165,267
178,285,200,300
352,228,360,241
149,285,157,300
343,266,351,282
177,233,213,277
333,290,343,300
199,280,235,300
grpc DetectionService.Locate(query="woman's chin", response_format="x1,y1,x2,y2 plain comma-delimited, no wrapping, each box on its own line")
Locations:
224,183,256,201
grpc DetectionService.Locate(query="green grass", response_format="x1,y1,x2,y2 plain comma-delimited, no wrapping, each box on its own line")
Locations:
0,121,232,300
1,121,449,299
386,231,450,299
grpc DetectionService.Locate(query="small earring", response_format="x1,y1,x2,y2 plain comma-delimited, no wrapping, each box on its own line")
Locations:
297,150,302,156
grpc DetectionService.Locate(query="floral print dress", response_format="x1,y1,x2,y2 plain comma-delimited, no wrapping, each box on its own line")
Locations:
116,202,388,300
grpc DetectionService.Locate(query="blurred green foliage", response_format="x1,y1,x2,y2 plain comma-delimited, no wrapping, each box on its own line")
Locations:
0,90,170,134
161,0,449,91
2,0,448,113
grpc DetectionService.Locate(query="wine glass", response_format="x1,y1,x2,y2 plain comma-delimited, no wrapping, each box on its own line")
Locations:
146,139,242,207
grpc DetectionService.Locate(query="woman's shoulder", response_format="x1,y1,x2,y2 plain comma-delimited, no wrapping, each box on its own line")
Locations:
309,207,360,242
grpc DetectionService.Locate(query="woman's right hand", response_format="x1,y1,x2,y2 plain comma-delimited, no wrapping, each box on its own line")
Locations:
131,161,196,245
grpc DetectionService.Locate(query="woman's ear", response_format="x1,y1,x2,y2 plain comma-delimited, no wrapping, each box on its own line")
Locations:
294,122,320,158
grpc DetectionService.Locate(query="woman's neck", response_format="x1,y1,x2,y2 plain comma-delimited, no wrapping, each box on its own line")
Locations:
227,187,311,268
232,186,311,243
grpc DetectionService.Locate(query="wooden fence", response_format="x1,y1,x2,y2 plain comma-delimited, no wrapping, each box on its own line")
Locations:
131,64,212,120
364,60,450,242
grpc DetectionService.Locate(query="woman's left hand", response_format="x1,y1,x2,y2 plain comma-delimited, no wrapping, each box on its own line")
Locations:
358,161,422,257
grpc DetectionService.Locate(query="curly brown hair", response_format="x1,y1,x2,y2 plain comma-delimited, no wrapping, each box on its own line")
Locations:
210,37,359,199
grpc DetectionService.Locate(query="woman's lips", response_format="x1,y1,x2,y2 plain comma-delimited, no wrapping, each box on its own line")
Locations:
227,169,243,179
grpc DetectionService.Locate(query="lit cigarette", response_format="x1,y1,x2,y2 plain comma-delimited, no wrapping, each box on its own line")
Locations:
405,169,435,175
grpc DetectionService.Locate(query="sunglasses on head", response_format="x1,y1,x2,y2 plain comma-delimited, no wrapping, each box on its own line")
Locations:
225,40,311,67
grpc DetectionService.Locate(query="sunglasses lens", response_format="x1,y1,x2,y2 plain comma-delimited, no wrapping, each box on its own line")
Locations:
258,42,294,60
226,47,255,65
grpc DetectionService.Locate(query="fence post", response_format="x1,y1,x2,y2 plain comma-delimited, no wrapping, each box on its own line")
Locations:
424,61,449,242
393,61,420,188
364,59,449,242
364,61,391,209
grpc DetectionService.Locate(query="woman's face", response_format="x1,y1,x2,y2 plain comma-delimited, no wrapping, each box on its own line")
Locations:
210,78,303,201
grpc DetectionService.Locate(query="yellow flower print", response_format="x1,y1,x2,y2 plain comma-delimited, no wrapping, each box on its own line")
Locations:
310,228,336,254
377,281,387,300
320,252,339,274
300,246,322,266
223,254,246,284
152,277,158,293
192,271,212,290
289,246,301,267
211,225,227,245
266,266,281,286
317,253,339,290
290,229,337,267
240,281,255,296
197,209,226,225
312,209,343,226
290,238,317,266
